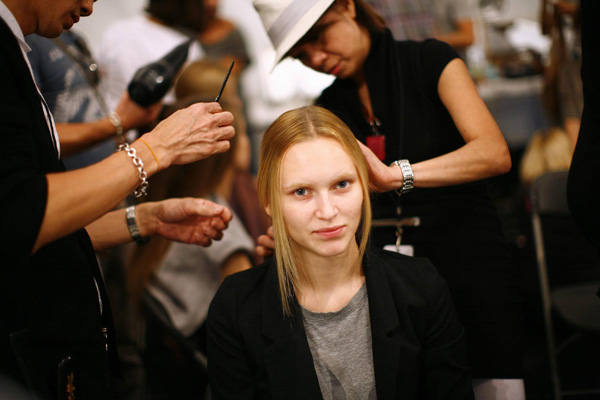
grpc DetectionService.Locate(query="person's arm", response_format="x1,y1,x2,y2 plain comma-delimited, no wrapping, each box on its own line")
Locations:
435,19,474,51
421,262,475,399
34,102,234,252
207,277,256,399
220,251,253,281
86,197,233,251
57,93,162,157
362,58,511,192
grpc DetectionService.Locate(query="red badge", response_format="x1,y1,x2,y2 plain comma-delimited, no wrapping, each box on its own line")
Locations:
367,134,386,161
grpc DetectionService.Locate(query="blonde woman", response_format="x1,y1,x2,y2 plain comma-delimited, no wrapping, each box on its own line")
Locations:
206,106,473,399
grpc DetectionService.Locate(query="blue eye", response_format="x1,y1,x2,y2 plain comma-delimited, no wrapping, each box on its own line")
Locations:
294,188,307,196
337,181,349,189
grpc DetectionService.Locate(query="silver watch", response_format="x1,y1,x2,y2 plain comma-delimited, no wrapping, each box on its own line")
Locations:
126,205,149,245
391,159,414,195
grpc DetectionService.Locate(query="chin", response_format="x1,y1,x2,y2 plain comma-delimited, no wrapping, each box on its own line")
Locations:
312,240,354,258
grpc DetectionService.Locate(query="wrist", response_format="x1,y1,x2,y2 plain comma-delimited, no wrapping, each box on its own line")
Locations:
130,140,160,176
390,159,414,195
132,202,157,238
125,205,150,245
108,111,126,143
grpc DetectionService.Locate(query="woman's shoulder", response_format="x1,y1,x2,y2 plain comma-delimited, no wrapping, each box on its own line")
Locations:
395,38,456,56
367,249,441,283
216,259,274,299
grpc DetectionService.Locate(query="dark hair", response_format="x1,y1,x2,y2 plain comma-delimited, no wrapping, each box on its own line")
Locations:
353,0,387,32
146,0,206,33
287,0,386,58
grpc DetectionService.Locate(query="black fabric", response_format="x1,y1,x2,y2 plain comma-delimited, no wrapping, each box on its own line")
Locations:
567,0,600,254
0,18,117,398
207,250,474,400
317,29,523,378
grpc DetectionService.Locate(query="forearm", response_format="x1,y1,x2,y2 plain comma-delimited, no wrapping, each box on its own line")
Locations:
410,138,511,188
86,202,157,251
33,101,234,252
56,118,118,158
86,208,130,251
35,140,158,252
435,21,474,51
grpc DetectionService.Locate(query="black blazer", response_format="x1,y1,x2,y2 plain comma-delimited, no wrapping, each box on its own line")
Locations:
0,19,117,398
207,250,474,400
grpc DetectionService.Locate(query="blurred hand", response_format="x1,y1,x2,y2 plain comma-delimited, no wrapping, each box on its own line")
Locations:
138,198,233,247
142,102,235,169
357,140,401,193
256,226,274,258
114,92,162,131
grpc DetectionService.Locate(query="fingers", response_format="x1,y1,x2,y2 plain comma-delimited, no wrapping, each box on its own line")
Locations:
201,101,223,114
257,232,274,250
256,245,273,258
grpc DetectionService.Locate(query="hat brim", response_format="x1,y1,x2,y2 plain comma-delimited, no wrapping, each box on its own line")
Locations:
272,0,335,69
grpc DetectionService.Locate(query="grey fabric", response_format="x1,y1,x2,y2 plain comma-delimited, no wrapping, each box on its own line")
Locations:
301,283,377,400
148,194,254,337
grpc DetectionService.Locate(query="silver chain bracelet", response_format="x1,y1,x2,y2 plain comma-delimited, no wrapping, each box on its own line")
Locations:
117,143,148,197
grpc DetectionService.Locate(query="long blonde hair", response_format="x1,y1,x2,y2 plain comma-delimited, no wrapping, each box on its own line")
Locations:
126,97,242,304
519,127,573,185
257,106,371,315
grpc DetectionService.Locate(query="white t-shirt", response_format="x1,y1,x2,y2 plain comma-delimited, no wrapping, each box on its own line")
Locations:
95,15,204,111
147,194,254,337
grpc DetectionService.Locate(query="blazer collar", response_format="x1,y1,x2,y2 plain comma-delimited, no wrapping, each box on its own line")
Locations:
363,250,406,400
259,252,406,400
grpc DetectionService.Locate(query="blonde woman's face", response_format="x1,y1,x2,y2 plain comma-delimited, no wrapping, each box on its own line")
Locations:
279,137,363,261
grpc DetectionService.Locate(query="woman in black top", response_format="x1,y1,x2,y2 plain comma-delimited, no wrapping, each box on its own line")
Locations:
253,0,524,396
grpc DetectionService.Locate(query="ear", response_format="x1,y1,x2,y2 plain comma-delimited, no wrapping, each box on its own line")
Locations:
265,204,272,217
335,0,356,18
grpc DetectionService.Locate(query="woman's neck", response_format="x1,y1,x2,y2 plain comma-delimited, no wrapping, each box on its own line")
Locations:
296,243,365,313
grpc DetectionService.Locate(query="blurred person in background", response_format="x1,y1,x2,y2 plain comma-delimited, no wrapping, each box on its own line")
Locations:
363,0,475,60
96,0,206,112
175,60,270,253
567,0,600,254
541,0,582,150
26,31,162,169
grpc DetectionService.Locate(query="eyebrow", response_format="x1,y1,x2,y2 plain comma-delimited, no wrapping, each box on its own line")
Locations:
285,21,329,58
282,172,357,192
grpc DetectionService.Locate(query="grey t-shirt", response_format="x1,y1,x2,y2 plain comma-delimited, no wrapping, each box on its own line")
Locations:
301,283,377,400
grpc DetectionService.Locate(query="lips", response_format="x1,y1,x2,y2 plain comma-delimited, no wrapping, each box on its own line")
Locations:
328,63,341,76
314,225,344,239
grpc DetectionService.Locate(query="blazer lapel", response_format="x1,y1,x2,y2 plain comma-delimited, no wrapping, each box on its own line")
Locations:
260,261,322,400
365,252,408,400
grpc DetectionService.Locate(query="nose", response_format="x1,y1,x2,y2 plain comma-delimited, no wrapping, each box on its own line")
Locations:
80,0,94,17
315,193,337,220
302,46,327,71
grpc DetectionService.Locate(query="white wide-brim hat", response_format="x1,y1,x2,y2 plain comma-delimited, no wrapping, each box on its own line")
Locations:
253,0,335,67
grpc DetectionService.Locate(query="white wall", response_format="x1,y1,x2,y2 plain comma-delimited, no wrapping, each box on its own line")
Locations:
75,0,543,55
72,0,146,52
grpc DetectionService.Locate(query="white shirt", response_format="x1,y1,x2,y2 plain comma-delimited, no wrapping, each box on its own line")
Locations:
95,15,204,111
